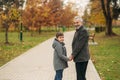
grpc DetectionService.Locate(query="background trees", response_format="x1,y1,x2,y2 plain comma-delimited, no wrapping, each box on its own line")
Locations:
22,0,77,34
0,0,77,42
100,0,120,35
83,0,120,36
83,1,105,27
60,5,77,28
0,0,24,44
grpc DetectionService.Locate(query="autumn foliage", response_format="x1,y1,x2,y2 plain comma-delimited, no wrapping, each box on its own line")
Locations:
83,0,106,26
83,0,120,36
22,0,77,31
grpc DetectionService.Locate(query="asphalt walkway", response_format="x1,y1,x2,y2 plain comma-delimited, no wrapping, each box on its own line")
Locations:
0,31,101,80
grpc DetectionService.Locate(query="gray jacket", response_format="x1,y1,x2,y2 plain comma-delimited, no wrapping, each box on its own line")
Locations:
52,39,69,70
72,26,90,62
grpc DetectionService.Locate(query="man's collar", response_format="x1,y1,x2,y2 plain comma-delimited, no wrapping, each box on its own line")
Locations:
76,26,83,31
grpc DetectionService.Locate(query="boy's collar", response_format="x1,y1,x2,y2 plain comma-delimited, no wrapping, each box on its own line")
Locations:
55,38,59,42
55,38,65,46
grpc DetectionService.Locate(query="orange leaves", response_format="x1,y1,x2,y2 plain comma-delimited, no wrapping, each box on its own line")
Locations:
83,0,106,26
60,6,77,26
90,10,106,25
22,0,77,29
40,6,50,19
1,14,7,20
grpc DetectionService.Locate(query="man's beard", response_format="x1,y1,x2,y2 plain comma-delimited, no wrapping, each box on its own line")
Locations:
75,25,80,29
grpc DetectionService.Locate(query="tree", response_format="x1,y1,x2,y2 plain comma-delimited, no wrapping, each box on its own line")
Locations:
23,0,77,33
9,7,20,31
1,10,10,44
23,0,51,35
89,0,120,36
23,0,63,32
100,0,120,35
82,8,91,26
47,0,63,28
60,5,77,27
0,0,24,44
48,0,77,30
83,2,106,26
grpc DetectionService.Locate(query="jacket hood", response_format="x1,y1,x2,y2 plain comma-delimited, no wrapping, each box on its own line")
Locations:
52,39,65,49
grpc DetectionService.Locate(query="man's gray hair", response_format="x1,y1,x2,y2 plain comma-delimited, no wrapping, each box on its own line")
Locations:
74,16,83,22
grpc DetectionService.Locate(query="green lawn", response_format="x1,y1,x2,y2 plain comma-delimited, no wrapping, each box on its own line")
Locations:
0,27,74,67
0,31,56,66
90,28,120,80
0,27,120,80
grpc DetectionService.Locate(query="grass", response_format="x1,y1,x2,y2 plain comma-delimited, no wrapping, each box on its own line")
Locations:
89,28,120,80
0,27,120,80
0,27,74,67
0,31,56,67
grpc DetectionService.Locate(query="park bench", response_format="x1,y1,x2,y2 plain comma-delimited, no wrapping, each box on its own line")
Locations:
89,33,95,42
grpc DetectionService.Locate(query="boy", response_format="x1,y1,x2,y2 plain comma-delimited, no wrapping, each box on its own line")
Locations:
52,32,70,80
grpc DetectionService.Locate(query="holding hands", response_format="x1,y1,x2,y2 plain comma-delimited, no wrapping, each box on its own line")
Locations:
68,55,74,61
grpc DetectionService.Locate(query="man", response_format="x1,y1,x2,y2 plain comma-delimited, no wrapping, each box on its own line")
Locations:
69,16,90,80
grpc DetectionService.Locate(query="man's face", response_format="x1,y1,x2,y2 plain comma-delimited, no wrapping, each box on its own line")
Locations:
74,20,81,28
57,36,64,42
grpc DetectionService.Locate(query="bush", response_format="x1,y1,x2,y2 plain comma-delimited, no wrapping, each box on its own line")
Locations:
95,26,106,33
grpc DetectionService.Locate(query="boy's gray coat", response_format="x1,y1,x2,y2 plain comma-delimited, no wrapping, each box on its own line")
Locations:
52,39,69,70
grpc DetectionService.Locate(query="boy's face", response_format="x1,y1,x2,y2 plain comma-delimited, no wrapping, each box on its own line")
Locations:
57,36,64,42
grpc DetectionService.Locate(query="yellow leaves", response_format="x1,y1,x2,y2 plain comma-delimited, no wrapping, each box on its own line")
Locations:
42,12,48,18
1,14,7,20
60,5,77,26
91,0,101,10
89,10,106,25
83,0,106,26
41,6,50,18
1,7,20,26
9,8,20,21
23,0,76,28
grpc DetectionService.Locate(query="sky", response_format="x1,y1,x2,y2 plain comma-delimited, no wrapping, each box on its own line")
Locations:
63,0,90,16
23,0,90,16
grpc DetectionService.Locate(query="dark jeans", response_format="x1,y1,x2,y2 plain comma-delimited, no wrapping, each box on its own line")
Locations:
54,69,63,80
75,61,88,80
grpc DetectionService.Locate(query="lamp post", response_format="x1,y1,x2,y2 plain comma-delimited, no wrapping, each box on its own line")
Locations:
19,1,23,42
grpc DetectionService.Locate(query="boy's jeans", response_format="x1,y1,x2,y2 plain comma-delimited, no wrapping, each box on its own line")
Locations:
54,69,63,80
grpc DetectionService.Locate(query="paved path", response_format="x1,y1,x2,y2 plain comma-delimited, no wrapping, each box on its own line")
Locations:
0,31,101,80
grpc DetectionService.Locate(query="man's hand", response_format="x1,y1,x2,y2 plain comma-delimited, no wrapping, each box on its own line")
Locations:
68,55,74,61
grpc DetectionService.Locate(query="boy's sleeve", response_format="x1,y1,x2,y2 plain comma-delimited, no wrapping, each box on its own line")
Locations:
55,44,69,61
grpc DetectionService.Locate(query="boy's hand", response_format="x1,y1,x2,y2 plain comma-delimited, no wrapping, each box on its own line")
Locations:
68,55,73,61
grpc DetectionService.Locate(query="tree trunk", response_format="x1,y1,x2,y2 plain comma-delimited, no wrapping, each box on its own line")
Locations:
31,30,33,37
101,0,115,36
106,18,113,35
5,26,9,44
14,22,19,31
38,26,41,34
